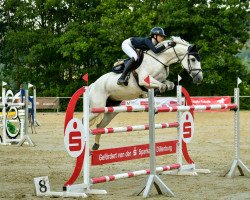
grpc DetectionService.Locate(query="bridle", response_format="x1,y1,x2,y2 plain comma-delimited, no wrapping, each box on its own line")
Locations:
145,44,202,79
172,46,202,79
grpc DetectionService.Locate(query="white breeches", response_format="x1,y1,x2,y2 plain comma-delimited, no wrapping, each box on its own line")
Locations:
122,38,138,61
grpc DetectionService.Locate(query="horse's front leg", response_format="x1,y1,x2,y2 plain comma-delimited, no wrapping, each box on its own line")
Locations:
138,75,167,93
162,80,175,91
92,113,118,150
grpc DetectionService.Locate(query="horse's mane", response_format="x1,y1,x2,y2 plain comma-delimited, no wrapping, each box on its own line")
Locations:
158,36,190,47
170,36,190,46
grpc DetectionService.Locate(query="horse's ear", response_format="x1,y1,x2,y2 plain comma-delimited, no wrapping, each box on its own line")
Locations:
189,44,200,53
192,44,197,51
188,45,195,53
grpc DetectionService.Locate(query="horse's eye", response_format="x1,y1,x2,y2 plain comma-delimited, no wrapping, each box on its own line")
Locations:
190,58,196,62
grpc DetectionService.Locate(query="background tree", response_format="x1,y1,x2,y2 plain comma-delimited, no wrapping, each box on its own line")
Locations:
157,0,249,96
0,0,249,107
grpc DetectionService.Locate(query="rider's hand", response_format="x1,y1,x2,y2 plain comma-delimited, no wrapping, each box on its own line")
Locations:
168,41,176,47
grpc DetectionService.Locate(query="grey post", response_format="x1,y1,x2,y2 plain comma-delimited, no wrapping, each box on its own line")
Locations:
137,89,175,198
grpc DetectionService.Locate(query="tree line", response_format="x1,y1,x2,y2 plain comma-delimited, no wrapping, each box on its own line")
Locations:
0,0,249,107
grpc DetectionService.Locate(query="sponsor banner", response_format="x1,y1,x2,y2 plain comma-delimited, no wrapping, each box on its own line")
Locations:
36,97,59,109
121,97,185,107
190,96,231,112
121,96,231,112
91,140,178,165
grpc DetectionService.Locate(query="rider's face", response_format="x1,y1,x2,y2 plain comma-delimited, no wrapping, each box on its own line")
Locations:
157,35,165,42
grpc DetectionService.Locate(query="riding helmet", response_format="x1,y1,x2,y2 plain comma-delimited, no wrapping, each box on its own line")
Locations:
150,27,166,37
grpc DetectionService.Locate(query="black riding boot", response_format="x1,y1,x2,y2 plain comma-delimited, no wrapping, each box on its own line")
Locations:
117,57,136,85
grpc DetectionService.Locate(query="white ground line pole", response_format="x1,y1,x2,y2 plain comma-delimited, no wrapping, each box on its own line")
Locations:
225,88,250,177
138,89,174,198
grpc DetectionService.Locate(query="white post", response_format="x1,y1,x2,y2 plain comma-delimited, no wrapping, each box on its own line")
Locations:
18,87,35,146
82,86,106,195
83,86,90,189
176,85,183,166
33,86,40,126
1,85,7,144
225,88,250,177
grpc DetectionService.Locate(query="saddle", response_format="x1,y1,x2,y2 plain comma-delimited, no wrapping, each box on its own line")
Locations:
112,50,144,74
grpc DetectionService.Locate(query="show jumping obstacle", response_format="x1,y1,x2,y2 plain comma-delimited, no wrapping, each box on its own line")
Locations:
0,81,35,146
34,79,249,198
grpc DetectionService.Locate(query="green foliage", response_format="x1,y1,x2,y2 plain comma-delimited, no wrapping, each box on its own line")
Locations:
0,0,249,106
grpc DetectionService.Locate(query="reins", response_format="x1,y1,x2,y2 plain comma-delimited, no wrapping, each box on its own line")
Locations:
144,51,169,68
132,42,202,91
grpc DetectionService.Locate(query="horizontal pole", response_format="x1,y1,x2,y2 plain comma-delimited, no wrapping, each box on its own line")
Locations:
91,105,148,113
6,103,25,107
91,122,179,135
0,103,25,108
91,104,237,114
156,104,237,113
91,163,180,184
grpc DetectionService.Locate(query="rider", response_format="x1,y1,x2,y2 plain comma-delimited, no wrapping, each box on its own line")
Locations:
117,27,169,85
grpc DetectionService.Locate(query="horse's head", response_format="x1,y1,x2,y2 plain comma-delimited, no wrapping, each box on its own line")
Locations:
163,37,203,84
181,44,203,84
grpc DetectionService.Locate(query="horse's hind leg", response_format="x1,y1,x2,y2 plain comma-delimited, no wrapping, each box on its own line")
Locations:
92,112,118,150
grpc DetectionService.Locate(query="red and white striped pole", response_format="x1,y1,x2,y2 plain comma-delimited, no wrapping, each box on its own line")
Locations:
91,122,179,135
91,104,237,114
91,163,180,184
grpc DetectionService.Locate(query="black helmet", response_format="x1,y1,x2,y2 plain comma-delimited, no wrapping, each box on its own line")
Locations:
150,27,166,37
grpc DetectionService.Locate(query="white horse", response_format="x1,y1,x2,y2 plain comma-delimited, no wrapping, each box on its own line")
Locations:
89,36,203,150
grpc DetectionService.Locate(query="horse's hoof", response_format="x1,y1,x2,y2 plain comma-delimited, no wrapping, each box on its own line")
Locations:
159,85,167,93
167,82,175,91
92,143,100,150
154,88,160,96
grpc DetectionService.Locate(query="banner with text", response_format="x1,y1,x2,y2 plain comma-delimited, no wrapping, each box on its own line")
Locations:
91,140,178,165
121,96,231,112
36,97,59,110
190,96,231,112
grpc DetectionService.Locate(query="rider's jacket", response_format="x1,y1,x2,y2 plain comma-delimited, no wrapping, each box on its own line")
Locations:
130,37,165,53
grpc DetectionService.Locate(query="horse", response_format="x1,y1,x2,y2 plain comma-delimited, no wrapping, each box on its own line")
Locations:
88,36,203,150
